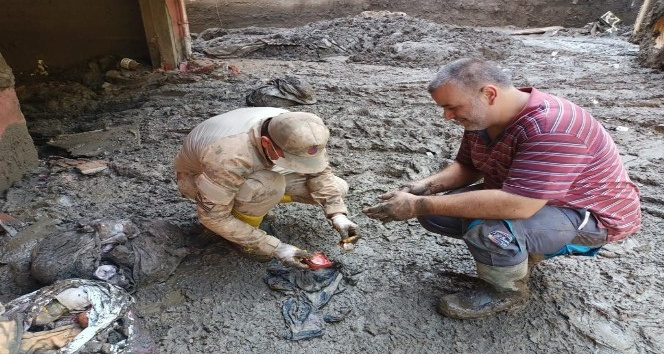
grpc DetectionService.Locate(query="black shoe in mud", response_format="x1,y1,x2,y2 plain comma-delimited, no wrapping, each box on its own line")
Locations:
436,281,529,319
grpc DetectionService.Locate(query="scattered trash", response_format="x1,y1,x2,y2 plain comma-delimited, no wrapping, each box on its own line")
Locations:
246,75,316,107
55,287,92,311
590,11,621,35
33,59,49,76
76,160,109,175
615,126,629,132
46,125,141,157
264,261,347,340
0,279,156,353
181,59,219,74
119,58,140,70
0,213,23,237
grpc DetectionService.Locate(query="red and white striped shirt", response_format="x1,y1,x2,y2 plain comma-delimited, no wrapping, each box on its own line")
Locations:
456,87,641,241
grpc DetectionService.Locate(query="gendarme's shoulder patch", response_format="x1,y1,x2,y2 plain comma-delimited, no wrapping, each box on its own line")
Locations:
487,230,514,249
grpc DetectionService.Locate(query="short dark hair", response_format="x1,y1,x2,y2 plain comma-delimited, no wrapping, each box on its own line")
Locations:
427,58,513,93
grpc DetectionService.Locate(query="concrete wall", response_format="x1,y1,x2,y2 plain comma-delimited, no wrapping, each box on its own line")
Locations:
0,53,39,192
185,0,644,33
0,0,149,76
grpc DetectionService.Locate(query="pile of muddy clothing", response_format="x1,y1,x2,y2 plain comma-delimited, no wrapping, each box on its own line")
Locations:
32,219,191,292
0,279,155,353
264,261,346,340
0,218,191,294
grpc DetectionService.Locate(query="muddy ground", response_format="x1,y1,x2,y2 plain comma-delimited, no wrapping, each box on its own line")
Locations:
2,11,664,354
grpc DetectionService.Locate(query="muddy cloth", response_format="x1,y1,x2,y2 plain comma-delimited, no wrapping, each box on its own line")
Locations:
101,220,191,291
246,76,317,107
29,230,100,285
30,219,190,292
0,314,23,354
1,279,156,353
19,324,82,353
264,262,345,340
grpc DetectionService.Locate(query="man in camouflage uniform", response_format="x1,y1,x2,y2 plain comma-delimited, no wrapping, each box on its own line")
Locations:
174,107,357,268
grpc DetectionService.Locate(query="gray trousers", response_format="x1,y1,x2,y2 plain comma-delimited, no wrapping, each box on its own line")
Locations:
417,185,608,267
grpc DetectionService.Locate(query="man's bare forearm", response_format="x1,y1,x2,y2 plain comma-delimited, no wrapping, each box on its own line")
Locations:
416,189,548,219
420,161,484,194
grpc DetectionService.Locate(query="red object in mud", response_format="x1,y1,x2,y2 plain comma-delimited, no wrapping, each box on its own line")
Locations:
303,252,334,270
77,312,89,328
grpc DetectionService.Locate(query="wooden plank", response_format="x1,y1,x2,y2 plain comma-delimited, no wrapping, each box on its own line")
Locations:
634,0,654,36
138,0,179,70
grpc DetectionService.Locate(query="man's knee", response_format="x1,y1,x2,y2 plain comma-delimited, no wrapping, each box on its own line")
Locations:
463,219,527,267
176,172,197,200
335,176,349,197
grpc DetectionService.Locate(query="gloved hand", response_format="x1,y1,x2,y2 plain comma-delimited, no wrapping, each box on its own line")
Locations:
273,242,310,269
330,214,358,238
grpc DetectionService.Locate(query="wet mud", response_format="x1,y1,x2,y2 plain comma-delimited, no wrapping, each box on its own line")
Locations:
1,12,663,353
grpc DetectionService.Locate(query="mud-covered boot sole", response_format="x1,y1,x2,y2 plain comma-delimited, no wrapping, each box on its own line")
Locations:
436,286,529,319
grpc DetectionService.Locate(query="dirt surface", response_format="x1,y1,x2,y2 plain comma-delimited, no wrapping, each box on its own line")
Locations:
185,0,643,31
2,11,664,353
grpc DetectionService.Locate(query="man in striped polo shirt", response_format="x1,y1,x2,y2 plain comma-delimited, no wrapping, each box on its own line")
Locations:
363,58,641,319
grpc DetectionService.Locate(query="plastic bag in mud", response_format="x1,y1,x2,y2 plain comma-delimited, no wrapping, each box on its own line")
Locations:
246,76,317,107
0,278,156,353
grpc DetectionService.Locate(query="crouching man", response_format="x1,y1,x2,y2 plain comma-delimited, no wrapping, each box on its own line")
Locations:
363,58,641,319
175,107,358,269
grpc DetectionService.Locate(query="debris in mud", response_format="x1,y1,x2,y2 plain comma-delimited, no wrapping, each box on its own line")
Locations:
49,157,109,175
0,213,22,237
265,261,346,340
46,124,141,157
0,279,155,353
192,11,524,67
508,26,564,36
1,9,663,353
246,75,317,107
119,58,141,71
589,11,622,35
4,218,190,293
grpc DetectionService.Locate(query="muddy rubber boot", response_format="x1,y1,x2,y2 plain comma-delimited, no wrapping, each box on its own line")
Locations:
436,260,529,319
527,253,546,276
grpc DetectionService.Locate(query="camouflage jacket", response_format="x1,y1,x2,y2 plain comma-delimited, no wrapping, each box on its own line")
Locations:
174,107,347,254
